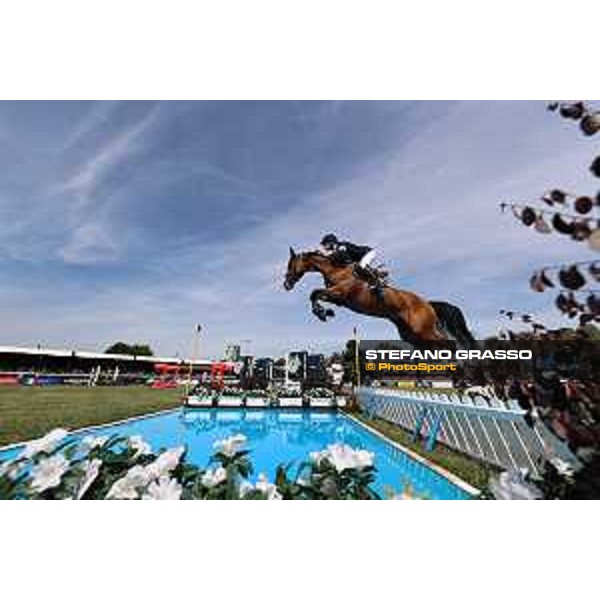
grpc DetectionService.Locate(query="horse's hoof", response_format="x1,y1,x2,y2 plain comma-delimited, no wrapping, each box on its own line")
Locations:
325,309,335,318
313,308,327,322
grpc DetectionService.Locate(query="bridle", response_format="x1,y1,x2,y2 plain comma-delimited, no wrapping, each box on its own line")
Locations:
284,254,306,290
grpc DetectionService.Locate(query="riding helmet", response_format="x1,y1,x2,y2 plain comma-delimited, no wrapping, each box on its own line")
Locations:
321,233,338,246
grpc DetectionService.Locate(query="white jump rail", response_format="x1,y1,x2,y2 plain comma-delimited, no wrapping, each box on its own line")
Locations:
308,397,335,408
357,387,578,477
245,396,269,408
185,395,214,407
218,396,244,408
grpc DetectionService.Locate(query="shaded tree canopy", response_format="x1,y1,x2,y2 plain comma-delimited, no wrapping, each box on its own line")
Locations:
105,342,154,356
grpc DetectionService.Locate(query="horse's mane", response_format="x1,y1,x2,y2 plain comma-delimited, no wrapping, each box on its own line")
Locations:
298,250,353,270
299,251,338,265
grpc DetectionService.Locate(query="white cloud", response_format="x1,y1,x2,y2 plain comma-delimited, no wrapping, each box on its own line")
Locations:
59,222,120,265
60,106,158,203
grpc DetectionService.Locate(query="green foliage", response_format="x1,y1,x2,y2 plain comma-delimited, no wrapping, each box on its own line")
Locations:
580,324,600,340
105,342,154,356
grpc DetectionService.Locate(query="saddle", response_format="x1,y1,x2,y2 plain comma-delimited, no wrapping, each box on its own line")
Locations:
353,264,389,288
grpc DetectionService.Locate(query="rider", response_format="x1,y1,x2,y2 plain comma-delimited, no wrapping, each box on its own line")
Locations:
319,233,387,299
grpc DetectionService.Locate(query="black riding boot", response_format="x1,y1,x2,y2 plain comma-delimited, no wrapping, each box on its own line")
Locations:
354,265,385,301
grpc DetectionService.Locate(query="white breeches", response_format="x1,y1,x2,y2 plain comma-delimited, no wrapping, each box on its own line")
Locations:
359,249,377,268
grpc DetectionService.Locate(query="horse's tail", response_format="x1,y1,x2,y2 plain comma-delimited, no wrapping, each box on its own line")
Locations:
430,301,476,348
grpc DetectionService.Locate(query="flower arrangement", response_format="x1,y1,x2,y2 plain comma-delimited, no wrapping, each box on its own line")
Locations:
0,429,379,500
276,387,302,398
306,387,335,398
219,386,245,397
190,385,215,398
245,389,270,398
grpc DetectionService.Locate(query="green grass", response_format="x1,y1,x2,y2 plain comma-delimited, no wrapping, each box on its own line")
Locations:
0,385,182,447
351,412,497,490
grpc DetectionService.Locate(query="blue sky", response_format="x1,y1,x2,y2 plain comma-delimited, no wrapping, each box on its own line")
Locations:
0,101,597,358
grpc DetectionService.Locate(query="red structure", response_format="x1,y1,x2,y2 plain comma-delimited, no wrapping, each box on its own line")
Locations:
151,363,181,389
209,361,236,389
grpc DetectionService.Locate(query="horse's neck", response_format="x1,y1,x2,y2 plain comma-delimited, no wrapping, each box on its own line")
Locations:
308,255,351,286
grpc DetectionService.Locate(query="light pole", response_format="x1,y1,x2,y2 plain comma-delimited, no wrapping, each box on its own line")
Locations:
187,324,202,394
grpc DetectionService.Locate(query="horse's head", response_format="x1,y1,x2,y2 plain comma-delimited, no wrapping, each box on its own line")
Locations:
284,247,311,290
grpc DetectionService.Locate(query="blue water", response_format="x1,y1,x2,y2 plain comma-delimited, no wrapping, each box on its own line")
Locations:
0,409,471,499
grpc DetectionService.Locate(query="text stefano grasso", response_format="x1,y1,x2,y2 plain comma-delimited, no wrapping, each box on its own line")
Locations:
364,349,533,361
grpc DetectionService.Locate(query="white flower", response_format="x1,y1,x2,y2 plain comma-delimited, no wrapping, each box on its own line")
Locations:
239,475,282,500
255,473,282,500
106,465,151,500
81,435,108,451
142,476,182,500
30,454,70,493
239,481,254,497
20,428,69,459
146,446,185,479
201,467,227,488
128,435,152,457
489,470,543,500
312,444,374,472
75,459,102,499
107,445,185,499
549,457,576,478
213,434,246,457
0,460,20,480
310,450,328,464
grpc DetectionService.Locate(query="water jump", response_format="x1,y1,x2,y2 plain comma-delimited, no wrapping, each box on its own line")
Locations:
283,234,475,346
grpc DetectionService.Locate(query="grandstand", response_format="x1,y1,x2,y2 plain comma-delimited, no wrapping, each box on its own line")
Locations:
0,345,212,386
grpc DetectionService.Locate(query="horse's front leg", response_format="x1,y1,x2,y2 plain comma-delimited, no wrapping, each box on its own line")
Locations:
310,289,336,322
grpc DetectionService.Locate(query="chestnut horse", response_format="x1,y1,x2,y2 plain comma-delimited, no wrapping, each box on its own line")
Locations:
283,248,475,346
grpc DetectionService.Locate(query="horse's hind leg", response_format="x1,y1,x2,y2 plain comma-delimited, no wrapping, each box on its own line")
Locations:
391,317,422,345
392,308,445,344
410,306,447,342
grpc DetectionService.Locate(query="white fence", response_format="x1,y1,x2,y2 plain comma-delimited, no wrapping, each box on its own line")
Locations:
356,387,577,476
